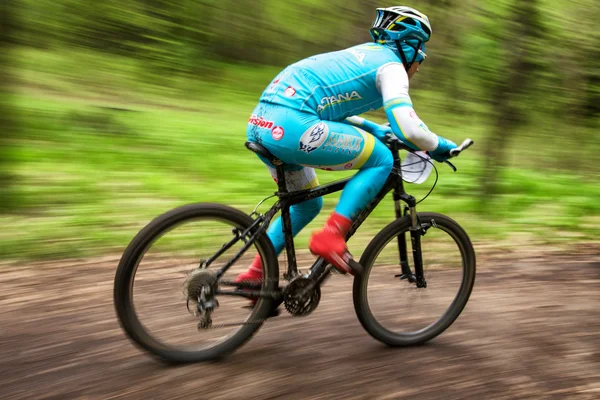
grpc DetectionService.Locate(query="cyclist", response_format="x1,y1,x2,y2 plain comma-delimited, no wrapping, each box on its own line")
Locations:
237,6,457,284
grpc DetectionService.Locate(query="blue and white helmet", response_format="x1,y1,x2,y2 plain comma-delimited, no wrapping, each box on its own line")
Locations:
370,6,432,68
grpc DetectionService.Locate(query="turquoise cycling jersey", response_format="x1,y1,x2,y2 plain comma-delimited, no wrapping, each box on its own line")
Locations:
260,43,396,121
255,42,456,156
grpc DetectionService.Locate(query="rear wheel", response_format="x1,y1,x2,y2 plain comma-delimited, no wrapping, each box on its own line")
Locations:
114,203,279,363
353,212,475,346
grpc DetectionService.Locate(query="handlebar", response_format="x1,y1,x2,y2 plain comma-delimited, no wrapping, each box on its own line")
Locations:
384,133,410,150
444,138,474,171
449,139,474,157
384,133,474,172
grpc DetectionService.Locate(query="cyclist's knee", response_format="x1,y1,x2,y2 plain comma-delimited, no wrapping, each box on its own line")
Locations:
381,148,394,170
365,142,393,173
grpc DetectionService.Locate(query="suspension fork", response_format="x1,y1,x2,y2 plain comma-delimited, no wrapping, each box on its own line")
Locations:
390,140,415,282
394,186,426,287
410,215,427,289
394,191,412,278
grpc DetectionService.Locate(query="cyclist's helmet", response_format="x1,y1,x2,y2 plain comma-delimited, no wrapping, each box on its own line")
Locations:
370,6,432,70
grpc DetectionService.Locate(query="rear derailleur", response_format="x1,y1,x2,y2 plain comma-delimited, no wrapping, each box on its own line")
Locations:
183,269,219,330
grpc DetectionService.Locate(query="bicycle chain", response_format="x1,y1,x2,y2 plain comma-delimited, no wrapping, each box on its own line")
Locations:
205,312,294,329
220,276,283,285
200,277,293,329
201,270,331,329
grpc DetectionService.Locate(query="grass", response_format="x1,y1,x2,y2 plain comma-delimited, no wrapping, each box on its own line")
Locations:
2,48,599,261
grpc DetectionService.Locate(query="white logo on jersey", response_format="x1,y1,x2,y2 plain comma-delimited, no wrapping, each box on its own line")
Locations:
348,49,366,64
317,91,362,113
299,122,329,153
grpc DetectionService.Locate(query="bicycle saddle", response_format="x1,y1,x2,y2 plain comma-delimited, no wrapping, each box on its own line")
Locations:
245,141,283,165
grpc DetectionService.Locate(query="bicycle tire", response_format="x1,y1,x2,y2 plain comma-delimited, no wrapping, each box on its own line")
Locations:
113,203,279,363
353,212,476,346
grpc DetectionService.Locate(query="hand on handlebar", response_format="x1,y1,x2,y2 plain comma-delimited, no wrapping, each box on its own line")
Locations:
384,131,473,171
428,138,474,162
428,137,457,162
431,138,474,172
449,139,474,157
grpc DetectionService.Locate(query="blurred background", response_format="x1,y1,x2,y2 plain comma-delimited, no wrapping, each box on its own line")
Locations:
1,0,599,260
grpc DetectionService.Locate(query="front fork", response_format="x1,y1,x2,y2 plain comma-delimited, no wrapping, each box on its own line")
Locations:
394,192,427,288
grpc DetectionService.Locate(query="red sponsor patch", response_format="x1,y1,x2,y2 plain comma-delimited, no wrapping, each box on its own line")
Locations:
409,110,418,120
271,126,284,140
284,86,296,97
249,115,274,129
344,163,353,170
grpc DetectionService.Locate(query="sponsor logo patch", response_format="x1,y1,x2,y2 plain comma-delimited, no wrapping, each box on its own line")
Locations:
409,110,418,119
317,91,362,113
322,132,364,157
249,115,274,129
271,126,284,140
284,86,296,97
299,122,329,153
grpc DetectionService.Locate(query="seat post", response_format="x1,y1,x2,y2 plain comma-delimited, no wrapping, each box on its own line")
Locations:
275,163,288,193
274,162,298,278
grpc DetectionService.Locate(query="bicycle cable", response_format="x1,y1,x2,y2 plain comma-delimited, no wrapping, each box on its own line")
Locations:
399,151,439,205
251,193,278,215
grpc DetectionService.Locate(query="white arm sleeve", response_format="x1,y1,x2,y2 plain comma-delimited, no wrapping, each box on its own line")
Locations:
376,62,439,151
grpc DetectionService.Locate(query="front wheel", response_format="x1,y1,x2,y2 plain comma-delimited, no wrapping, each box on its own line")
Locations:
353,212,476,346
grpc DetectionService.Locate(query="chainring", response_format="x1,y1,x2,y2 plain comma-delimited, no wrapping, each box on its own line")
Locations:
283,277,321,316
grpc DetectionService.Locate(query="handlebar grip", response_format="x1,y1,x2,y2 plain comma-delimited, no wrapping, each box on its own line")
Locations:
449,138,474,157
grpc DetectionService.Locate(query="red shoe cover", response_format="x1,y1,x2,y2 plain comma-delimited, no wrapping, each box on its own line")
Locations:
309,212,354,274
235,254,263,282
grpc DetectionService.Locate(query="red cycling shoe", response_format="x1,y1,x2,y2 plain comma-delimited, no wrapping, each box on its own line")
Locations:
235,254,263,283
235,255,263,305
309,212,358,275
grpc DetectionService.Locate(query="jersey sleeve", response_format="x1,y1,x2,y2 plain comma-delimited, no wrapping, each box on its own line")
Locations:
375,62,439,151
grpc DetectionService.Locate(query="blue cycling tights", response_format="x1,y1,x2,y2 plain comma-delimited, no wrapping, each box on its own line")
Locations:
247,103,392,254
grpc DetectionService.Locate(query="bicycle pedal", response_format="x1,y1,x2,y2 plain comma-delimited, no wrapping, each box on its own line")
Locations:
330,267,343,275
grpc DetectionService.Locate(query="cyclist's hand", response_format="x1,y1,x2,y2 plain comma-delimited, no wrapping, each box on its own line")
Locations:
370,124,393,142
428,137,457,162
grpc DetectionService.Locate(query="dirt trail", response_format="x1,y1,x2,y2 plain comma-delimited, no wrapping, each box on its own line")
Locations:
1,244,599,399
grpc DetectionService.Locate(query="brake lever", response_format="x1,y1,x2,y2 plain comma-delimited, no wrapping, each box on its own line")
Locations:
444,160,457,172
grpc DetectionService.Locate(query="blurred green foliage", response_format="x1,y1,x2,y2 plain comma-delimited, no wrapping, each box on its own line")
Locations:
1,0,599,259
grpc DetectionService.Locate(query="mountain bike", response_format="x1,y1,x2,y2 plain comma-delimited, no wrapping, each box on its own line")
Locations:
114,134,476,363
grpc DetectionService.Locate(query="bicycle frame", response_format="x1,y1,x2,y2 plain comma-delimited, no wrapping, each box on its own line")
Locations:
214,138,428,296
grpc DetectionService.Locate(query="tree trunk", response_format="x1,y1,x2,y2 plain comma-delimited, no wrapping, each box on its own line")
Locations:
0,0,17,212
480,0,540,201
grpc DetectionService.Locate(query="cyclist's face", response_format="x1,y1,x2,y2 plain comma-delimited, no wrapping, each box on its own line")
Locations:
407,62,420,79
